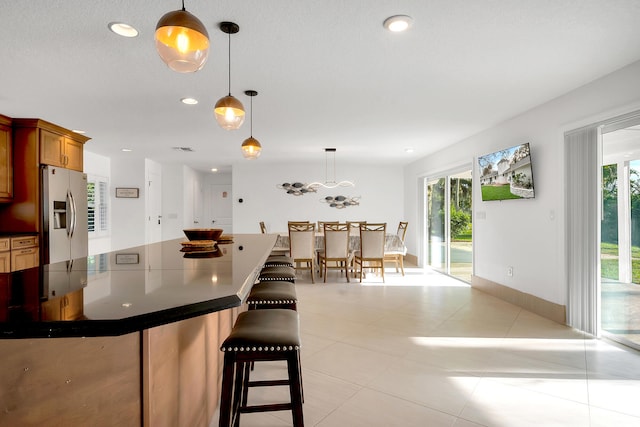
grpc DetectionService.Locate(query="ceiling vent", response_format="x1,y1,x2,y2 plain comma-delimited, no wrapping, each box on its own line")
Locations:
172,146,195,152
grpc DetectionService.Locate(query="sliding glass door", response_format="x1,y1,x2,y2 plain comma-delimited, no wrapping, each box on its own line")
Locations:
426,170,473,282
427,178,447,274
601,125,640,349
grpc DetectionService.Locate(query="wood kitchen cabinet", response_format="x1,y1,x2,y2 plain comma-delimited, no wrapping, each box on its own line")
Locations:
0,114,12,202
0,118,90,235
0,237,9,273
40,289,84,321
0,236,38,272
40,129,84,172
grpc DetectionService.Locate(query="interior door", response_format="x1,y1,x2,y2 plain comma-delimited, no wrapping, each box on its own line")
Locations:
209,184,232,234
146,170,162,243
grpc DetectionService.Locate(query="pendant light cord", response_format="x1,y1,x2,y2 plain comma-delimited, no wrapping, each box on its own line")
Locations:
181,0,185,11
249,95,253,137
227,32,232,96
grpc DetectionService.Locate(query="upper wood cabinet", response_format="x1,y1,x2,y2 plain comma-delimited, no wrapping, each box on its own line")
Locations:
0,114,12,202
40,128,84,172
13,118,89,173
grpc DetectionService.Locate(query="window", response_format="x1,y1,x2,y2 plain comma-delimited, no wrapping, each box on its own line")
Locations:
87,175,109,236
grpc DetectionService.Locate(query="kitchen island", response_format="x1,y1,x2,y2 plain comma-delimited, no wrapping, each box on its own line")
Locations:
0,234,276,427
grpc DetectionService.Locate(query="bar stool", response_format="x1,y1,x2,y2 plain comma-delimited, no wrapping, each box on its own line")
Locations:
264,254,294,268
246,281,300,376
258,265,296,283
246,281,298,311
219,309,303,427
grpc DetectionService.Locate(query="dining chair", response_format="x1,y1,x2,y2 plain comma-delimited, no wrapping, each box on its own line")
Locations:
346,221,366,238
318,223,351,282
317,221,338,232
259,221,267,234
288,222,316,283
384,221,408,276
353,222,386,283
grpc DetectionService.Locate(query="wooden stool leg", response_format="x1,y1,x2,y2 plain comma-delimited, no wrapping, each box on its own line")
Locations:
219,353,235,427
287,352,304,427
241,361,251,407
298,351,304,404
232,360,246,427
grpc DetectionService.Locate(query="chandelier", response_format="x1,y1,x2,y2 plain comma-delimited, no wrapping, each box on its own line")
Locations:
307,148,354,190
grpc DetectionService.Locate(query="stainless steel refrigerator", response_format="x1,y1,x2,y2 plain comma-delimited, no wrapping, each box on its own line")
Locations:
42,165,88,264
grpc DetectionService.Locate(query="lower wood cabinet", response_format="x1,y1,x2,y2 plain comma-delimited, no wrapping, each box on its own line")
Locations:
0,237,9,273
11,247,38,272
0,252,9,273
0,235,39,272
41,289,83,321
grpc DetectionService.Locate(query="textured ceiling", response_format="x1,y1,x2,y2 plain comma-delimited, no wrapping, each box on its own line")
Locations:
2,0,640,172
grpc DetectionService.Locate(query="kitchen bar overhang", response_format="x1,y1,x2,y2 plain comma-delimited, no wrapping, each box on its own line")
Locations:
0,234,277,339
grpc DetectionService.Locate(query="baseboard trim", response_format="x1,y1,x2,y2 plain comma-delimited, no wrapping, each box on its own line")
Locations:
471,275,567,325
405,253,418,266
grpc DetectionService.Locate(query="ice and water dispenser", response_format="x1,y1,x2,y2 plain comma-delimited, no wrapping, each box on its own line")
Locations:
53,200,66,229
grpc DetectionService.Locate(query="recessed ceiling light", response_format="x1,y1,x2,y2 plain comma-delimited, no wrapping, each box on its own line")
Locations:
181,97,198,105
211,168,218,172
121,148,132,152
383,15,413,32
404,147,414,153
108,22,139,38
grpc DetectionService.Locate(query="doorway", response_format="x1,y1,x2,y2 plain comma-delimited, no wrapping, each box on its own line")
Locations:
425,169,473,282
600,124,640,349
207,184,233,234
146,170,162,244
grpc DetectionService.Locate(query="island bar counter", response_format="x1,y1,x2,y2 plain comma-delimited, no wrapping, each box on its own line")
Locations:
0,234,277,427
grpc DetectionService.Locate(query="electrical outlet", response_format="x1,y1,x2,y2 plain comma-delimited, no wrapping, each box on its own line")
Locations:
507,266,513,277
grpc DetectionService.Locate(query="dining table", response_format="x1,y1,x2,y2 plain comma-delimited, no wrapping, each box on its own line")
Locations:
272,232,406,255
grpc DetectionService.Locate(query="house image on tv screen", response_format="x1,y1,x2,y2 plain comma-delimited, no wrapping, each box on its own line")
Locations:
478,142,535,201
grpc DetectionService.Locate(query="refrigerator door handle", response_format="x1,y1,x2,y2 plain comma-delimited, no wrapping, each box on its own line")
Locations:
65,190,72,237
68,190,77,239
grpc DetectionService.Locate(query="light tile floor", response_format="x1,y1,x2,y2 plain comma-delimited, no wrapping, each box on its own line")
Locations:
212,266,640,427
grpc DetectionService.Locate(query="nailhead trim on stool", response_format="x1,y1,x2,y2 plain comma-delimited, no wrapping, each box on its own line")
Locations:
218,309,304,427
258,266,296,283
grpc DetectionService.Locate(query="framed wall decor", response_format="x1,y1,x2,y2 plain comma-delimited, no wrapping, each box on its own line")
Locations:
116,187,139,198
115,253,140,264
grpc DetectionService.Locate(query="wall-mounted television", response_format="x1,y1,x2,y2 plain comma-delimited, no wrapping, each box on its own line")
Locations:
477,142,535,201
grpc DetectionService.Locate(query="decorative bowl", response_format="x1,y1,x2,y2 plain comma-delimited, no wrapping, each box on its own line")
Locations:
183,228,224,242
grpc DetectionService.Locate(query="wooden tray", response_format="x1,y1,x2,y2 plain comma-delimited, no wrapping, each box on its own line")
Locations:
180,240,215,248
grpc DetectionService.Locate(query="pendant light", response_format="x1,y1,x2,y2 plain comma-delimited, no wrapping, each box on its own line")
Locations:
308,148,354,189
155,0,209,73
241,90,261,159
214,22,245,130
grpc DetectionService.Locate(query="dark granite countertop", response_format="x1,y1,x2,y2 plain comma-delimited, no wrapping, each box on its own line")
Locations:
0,234,276,338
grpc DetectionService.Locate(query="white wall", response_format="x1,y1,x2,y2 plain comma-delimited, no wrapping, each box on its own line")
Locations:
110,157,147,251
233,161,404,234
85,155,215,248
404,59,640,306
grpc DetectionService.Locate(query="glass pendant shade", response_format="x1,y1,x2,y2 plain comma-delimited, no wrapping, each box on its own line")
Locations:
214,95,245,130
155,9,209,73
241,137,261,159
